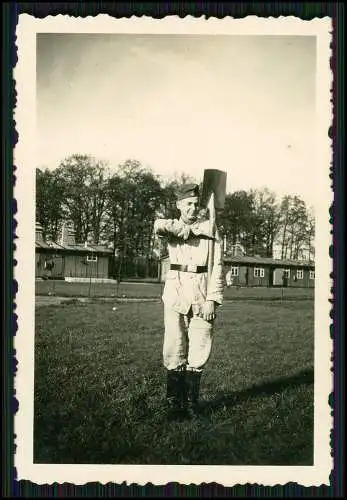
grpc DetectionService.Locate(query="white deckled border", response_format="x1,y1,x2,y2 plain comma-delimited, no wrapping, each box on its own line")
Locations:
13,14,333,487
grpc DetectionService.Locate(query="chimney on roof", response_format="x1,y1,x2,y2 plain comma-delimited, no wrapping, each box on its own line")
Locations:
35,222,44,243
59,222,76,246
228,242,245,257
85,234,94,247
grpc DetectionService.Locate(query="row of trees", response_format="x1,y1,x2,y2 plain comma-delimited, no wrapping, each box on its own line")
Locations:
221,189,315,260
36,154,315,268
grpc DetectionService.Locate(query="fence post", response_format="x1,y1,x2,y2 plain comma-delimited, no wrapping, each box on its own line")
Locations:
88,268,92,298
86,253,92,298
51,254,56,295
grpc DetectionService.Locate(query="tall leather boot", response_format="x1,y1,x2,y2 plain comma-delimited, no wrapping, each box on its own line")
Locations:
166,369,186,421
186,370,202,418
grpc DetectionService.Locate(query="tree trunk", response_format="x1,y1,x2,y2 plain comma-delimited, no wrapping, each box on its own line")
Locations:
281,220,288,260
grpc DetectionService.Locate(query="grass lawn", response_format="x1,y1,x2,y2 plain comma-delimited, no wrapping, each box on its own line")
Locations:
34,299,314,465
36,279,314,301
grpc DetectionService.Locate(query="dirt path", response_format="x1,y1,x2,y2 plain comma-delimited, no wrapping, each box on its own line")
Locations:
35,296,161,307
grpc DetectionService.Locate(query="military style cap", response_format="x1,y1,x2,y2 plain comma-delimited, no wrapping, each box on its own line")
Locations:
176,183,200,201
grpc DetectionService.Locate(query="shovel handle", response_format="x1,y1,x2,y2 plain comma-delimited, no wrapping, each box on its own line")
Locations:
207,192,216,284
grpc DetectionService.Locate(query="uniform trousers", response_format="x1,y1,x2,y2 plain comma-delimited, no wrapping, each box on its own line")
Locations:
163,304,213,372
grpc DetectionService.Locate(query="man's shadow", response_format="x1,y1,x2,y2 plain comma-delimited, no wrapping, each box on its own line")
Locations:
200,368,314,414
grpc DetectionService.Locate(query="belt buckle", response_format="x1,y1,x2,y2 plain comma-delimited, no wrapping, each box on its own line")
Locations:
187,264,197,273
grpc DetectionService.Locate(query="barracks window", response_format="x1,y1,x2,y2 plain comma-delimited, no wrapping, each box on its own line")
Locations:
254,267,265,278
309,270,315,279
230,266,239,276
296,269,304,279
86,254,98,262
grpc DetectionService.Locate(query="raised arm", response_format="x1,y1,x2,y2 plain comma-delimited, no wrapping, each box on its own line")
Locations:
153,218,191,240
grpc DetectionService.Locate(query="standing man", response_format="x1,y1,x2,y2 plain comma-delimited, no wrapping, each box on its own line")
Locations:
154,183,225,420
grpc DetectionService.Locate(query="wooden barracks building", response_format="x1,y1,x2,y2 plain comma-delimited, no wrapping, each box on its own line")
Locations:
35,222,113,280
222,255,315,288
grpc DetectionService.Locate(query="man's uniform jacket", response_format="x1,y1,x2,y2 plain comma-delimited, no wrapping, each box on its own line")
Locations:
154,218,225,316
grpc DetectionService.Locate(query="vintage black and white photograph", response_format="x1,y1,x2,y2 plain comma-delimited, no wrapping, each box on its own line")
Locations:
14,15,332,486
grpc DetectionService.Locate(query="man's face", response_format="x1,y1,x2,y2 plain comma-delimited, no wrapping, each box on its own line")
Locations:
176,196,199,224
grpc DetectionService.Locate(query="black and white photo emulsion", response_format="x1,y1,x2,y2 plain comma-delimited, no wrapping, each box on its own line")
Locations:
34,33,316,466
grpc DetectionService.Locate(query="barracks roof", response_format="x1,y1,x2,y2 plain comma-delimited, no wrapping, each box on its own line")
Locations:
223,255,315,268
35,240,113,255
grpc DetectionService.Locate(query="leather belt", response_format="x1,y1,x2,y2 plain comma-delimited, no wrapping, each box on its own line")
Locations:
170,264,208,273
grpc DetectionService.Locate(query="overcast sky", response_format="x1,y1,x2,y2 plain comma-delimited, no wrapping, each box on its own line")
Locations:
37,33,317,209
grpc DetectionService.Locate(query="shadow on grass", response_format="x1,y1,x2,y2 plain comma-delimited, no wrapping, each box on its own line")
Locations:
33,368,314,465
200,367,314,414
